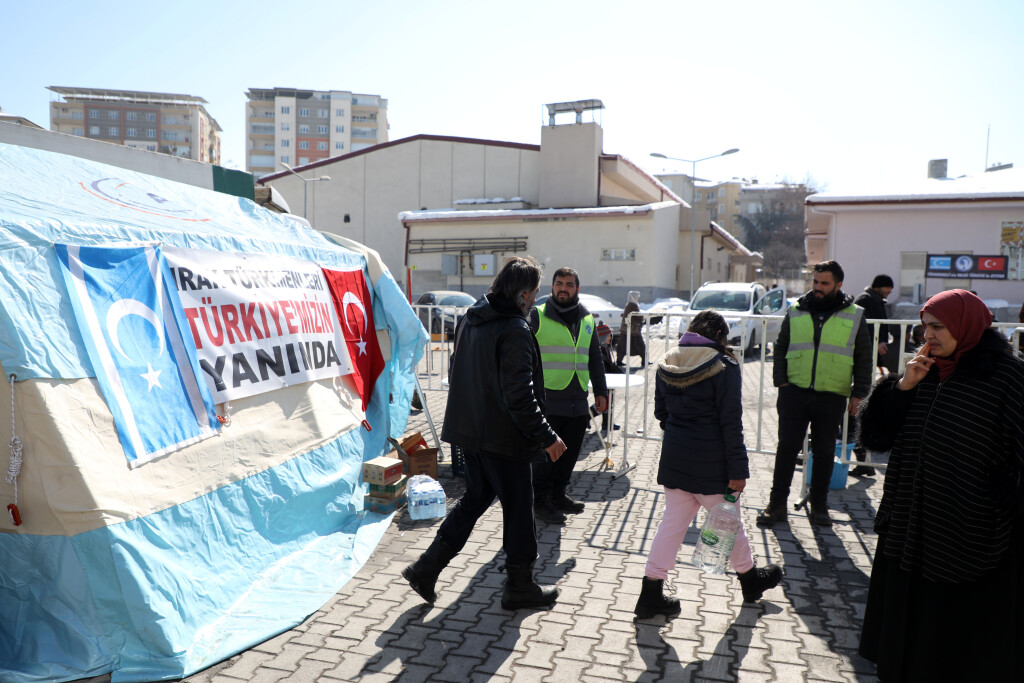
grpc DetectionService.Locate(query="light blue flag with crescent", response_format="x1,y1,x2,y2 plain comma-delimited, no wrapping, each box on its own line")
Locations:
55,243,220,466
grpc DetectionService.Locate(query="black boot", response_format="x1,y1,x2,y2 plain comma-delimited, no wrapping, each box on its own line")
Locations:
402,536,459,604
634,577,681,619
755,501,788,527
501,561,559,610
551,490,585,514
533,495,566,524
737,564,784,603
809,502,833,527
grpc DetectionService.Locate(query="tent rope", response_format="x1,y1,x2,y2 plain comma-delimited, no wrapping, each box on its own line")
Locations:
217,401,233,427
7,374,23,525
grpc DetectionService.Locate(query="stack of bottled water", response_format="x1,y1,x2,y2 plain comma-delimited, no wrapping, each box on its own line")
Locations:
691,491,742,575
407,474,447,520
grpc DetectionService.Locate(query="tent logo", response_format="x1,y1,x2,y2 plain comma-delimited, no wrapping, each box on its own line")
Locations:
81,177,211,222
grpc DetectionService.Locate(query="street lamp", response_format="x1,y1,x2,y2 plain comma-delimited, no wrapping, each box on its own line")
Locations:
279,162,331,220
651,149,739,298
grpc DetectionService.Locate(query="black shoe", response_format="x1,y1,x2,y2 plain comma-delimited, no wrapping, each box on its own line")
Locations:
501,561,558,610
849,465,876,477
737,564,784,603
755,502,788,528
809,503,833,527
612,423,621,431
551,492,585,514
634,577,681,619
402,536,459,604
533,497,566,524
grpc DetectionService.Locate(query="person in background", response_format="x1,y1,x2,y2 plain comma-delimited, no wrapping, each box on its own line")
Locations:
403,256,567,611
530,267,608,524
591,322,622,436
756,260,873,527
635,310,783,619
857,289,1023,680
851,274,895,477
617,291,647,367
1017,301,1024,354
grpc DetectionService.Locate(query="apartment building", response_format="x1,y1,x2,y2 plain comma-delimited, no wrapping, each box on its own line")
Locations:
47,87,222,164
245,87,388,178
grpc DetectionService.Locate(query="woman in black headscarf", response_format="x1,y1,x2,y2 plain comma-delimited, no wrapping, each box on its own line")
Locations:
857,290,1024,681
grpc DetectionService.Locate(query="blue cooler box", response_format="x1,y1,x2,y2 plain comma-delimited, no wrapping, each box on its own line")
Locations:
804,441,853,490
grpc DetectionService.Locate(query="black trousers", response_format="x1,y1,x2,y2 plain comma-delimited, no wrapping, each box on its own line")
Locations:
532,413,589,498
437,448,536,566
769,385,848,506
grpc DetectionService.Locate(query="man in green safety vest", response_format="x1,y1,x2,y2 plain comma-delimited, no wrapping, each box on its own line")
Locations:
756,260,872,528
530,267,609,524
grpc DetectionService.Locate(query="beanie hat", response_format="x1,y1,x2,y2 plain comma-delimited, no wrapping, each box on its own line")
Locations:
596,323,612,341
871,274,894,289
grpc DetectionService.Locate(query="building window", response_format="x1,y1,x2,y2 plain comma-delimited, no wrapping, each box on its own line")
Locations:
88,110,98,119
147,145,156,151
718,188,725,197
280,106,290,114
298,141,309,150
72,127,84,136
601,248,636,261
280,155,289,163
316,125,326,134
109,127,119,136
299,108,310,117
126,111,137,121
127,128,137,137
281,122,290,131
335,142,344,150
89,126,100,135
298,124,309,133
262,111,273,118
319,94,330,100
299,157,309,165
317,142,327,151
108,111,119,120
146,129,156,138
335,125,345,133
71,111,83,119
335,108,345,117
280,139,290,147
146,112,156,121
317,109,328,118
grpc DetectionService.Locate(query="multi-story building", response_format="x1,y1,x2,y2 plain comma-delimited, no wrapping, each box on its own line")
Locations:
47,87,221,164
245,88,388,178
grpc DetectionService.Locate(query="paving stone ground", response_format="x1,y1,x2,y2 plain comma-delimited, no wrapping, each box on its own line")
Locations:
91,345,885,682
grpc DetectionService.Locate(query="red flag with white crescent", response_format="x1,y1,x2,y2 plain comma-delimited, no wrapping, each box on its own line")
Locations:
322,268,385,412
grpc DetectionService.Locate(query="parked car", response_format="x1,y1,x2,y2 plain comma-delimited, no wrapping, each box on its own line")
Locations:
639,297,689,326
414,290,476,336
534,292,624,333
687,282,787,356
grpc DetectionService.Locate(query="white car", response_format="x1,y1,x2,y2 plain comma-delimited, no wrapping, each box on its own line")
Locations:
535,292,624,334
687,282,788,356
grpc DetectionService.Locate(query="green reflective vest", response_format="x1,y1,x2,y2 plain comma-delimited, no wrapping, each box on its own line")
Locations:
536,304,595,391
785,303,864,396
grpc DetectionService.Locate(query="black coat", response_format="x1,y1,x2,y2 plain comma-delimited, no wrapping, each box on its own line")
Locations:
654,342,748,494
857,329,1024,582
854,287,892,344
441,293,558,461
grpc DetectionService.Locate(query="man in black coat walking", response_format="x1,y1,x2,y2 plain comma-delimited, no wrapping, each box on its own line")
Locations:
403,256,567,610
851,274,895,476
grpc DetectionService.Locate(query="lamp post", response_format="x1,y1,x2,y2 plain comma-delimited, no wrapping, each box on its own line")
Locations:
650,149,739,298
279,162,331,220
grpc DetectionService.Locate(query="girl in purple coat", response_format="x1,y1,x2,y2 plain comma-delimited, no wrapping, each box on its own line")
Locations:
635,310,783,618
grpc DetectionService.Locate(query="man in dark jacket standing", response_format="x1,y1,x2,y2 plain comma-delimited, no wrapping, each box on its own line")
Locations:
530,267,608,523
851,274,895,476
403,256,566,610
756,260,872,527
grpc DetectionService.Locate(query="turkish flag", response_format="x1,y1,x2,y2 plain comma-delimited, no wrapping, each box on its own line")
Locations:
978,256,1006,271
322,267,385,412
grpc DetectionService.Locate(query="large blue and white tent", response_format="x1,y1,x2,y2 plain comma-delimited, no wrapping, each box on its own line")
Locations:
0,143,427,681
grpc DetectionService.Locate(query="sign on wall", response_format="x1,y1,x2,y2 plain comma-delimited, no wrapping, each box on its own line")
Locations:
925,254,1008,280
1000,221,1023,280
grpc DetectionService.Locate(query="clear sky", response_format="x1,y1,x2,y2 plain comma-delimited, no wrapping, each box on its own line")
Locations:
3,0,1022,192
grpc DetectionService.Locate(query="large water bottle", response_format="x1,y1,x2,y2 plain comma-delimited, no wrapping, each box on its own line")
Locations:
691,491,742,575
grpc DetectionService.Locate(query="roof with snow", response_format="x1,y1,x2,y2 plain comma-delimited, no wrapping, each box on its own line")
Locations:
808,167,1024,204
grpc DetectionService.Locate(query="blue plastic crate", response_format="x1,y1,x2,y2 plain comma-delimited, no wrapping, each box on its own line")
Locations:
804,441,853,490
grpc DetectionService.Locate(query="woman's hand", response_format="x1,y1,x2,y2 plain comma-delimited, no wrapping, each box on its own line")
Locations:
898,341,935,391
728,479,746,493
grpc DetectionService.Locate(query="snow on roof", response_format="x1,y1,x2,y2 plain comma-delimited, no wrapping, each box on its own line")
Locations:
809,167,1024,204
399,201,677,223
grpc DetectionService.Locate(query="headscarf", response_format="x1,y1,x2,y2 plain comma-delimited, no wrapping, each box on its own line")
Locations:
920,289,992,381
627,291,640,304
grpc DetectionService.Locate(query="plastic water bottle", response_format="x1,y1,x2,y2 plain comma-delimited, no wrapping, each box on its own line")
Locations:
408,475,447,520
691,491,742,575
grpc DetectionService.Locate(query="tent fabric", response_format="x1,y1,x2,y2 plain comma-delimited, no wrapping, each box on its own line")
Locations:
0,144,428,682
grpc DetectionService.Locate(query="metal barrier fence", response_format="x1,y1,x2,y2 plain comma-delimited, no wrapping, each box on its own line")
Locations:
413,303,1024,479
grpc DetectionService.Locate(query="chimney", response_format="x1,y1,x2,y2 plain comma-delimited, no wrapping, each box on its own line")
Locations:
927,159,948,179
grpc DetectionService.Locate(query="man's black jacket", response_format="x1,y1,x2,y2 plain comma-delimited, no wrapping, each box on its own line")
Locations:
441,293,558,461
854,286,892,345
529,301,608,418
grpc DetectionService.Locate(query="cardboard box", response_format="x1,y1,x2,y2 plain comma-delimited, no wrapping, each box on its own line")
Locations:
362,456,403,485
367,493,407,515
368,474,407,499
400,432,428,454
401,447,438,479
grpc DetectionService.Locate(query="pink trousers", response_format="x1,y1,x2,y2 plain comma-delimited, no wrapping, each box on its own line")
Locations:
644,487,754,580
